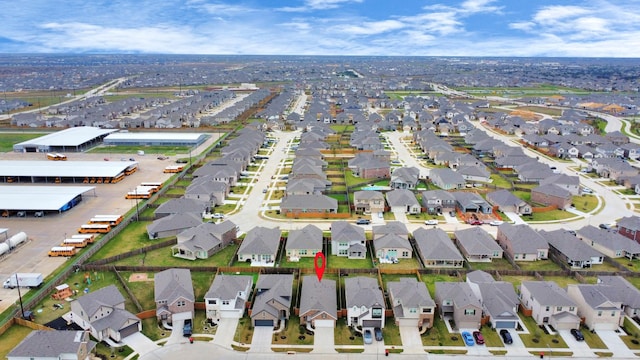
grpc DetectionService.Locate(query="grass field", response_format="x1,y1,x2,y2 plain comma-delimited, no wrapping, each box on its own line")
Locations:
0,132,47,152
88,144,192,155
0,325,32,359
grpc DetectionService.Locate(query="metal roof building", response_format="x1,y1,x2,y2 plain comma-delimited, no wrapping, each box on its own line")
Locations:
0,186,95,212
0,161,137,184
103,132,209,147
13,127,118,152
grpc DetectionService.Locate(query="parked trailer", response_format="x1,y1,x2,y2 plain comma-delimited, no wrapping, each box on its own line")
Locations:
62,238,88,248
6,232,27,249
0,243,9,257
3,273,44,288
78,224,111,234
71,234,95,243
48,246,77,257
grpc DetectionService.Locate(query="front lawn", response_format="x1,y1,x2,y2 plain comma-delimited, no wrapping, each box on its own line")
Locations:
572,194,598,212
522,210,576,222
274,316,314,346
421,316,464,347
382,317,402,346
234,317,254,345
519,315,568,349
335,318,364,345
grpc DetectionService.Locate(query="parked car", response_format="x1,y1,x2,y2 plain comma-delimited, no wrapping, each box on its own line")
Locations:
449,211,456,217
176,159,188,164
599,223,614,230
212,213,224,219
356,219,370,225
374,327,383,341
425,219,439,225
157,156,168,160
462,331,475,346
467,219,483,225
500,329,513,344
363,329,373,344
582,187,593,194
473,331,485,345
489,220,504,226
183,319,193,337
570,328,584,341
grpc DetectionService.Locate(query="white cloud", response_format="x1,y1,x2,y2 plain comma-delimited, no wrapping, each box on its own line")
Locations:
533,5,591,25
279,0,362,12
331,20,405,36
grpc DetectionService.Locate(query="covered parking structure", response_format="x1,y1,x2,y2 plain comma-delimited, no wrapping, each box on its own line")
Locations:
13,126,118,152
0,185,96,216
0,160,138,184
103,132,209,147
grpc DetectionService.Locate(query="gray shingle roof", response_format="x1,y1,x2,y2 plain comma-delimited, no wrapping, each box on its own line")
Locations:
374,233,411,251
435,282,481,309
454,227,502,256
286,224,323,250
8,330,96,358
154,197,209,216
521,281,577,307
299,275,337,319
345,277,384,308
75,284,125,318
155,268,195,304
331,221,365,243
540,229,602,262
577,225,640,254
388,277,434,308
532,183,571,198
486,189,527,208
597,275,640,309
147,213,203,236
205,274,253,300
238,226,281,256
386,189,420,207
280,194,338,211
414,227,464,261
252,274,294,318
498,223,549,254
373,221,409,238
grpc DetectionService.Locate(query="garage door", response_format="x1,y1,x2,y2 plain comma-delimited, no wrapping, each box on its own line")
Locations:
593,322,618,331
314,319,334,328
397,318,417,327
120,322,140,338
254,319,274,327
362,320,382,328
494,321,516,329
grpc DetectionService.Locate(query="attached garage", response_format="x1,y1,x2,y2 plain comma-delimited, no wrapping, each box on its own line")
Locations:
119,322,140,338
494,320,517,329
593,322,618,331
254,319,274,327
397,318,418,327
362,319,382,328
313,319,335,328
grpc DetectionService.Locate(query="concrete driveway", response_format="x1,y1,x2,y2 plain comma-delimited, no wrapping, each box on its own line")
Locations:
597,329,635,358
556,329,595,358
311,326,337,353
398,326,424,354
501,329,530,356
503,211,526,224
165,319,186,345
212,318,239,349
121,332,160,356
248,326,274,353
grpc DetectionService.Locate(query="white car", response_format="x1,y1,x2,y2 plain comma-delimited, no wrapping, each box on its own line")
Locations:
489,220,504,226
582,187,593,194
425,219,439,225
212,213,225,219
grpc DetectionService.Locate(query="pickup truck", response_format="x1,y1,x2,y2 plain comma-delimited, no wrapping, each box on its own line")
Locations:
183,318,193,337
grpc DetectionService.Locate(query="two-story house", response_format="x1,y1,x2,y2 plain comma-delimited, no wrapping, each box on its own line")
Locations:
345,277,386,329
496,223,549,261
353,190,386,215
251,274,294,327
519,281,580,330
204,274,253,323
434,282,482,330
331,221,367,259
388,278,435,329
154,268,195,325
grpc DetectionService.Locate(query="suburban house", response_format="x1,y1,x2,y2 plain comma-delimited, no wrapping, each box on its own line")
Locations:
279,194,338,215
353,190,386,215
454,227,503,262
597,275,640,318
387,278,435,329
457,165,491,183
386,189,421,214
519,281,581,330
345,277,386,329
496,223,549,261
540,230,604,269
185,175,228,205
421,190,456,214
390,166,420,189
539,174,581,196
452,191,493,214
374,233,412,262
413,227,464,268
171,220,237,260
7,330,96,360
154,197,209,219
69,285,141,342
299,275,338,328
373,221,409,240
616,216,640,244
251,274,294,327
486,189,532,215
428,168,466,190
434,282,483,330
237,226,282,265
204,274,253,323
566,284,624,331
286,224,323,261
285,178,332,195
576,225,640,259
531,184,572,209
331,221,366,259
147,213,203,239
154,268,195,324
466,270,520,329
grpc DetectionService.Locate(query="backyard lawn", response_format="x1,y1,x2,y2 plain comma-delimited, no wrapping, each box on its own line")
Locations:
0,325,32,359
327,255,373,269
468,258,514,272
114,243,239,268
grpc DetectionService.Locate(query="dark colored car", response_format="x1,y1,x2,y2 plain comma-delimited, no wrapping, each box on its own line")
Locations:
500,329,513,344
374,327,383,341
473,331,485,345
570,328,584,341
356,219,370,225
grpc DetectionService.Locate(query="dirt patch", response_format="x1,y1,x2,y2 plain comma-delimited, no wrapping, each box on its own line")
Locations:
129,273,152,282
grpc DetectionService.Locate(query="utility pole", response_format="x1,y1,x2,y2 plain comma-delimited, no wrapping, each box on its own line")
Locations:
16,274,25,319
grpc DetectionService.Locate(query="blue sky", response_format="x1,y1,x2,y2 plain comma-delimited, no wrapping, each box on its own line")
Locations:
1,0,639,57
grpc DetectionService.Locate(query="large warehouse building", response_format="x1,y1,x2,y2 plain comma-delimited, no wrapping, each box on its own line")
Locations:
13,127,118,152
103,132,209,147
